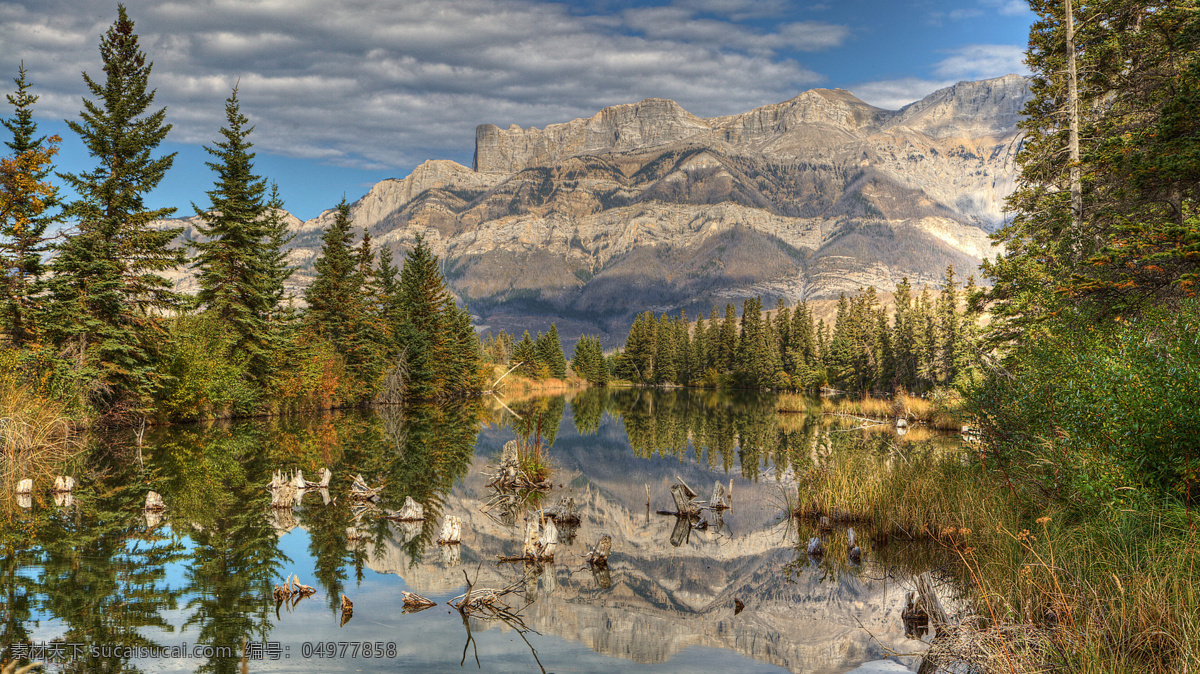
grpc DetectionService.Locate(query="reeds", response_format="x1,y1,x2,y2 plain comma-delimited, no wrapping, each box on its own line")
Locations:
796,433,1200,673
1,378,83,477
813,390,965,431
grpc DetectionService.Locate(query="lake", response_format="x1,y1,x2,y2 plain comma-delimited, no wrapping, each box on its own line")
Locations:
1,389,959,673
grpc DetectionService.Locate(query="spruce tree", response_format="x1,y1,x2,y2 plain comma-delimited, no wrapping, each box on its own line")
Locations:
46,6,183,413
513,331,539,379
190,86,277,384
304,198,358,346
1,64,62,345
538,322,567,378
396,234,451,398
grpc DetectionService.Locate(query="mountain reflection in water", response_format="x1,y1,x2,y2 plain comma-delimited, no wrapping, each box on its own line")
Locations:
0,389,956,673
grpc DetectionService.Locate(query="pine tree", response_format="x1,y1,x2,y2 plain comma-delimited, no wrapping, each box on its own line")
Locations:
396,234,452,398
719,303,738,372
1,64,62,345
513,331,539,379
189,86,278,384
537,323,567,378
46,6,183,413
304,199,358,347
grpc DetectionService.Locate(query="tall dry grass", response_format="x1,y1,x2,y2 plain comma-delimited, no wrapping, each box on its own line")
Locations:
815,390,965,431
1,377,84,491
796,434,1200,673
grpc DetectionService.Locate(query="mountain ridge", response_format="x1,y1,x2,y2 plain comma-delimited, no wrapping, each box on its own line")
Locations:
162,75,1030,344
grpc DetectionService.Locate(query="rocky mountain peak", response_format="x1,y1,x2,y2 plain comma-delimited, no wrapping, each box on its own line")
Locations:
886,73,1030,139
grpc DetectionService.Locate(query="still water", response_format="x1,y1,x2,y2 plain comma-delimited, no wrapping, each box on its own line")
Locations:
1,389,957,673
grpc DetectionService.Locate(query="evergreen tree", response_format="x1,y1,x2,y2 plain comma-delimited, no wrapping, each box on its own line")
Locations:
189,86,278,384
396,234,451,398
654,313,677,384
719,303,738,372
513,331,539,379
46,6,183,413
1,64,62,345
536,323,567,378
304,199,358,346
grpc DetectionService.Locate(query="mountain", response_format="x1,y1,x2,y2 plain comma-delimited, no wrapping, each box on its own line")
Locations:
164,75,1030,345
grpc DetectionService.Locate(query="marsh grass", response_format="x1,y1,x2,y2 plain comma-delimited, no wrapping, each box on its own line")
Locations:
1,377,84,482
812,390,965,431
796,434,1200,673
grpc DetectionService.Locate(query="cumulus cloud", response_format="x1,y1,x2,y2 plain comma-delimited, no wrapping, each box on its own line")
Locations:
1,0,846,171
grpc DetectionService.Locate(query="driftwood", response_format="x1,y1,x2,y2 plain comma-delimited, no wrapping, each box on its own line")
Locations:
145,491,166,512
486,440,551,492
273,574,316,603
392,496,425,521
402,591,436,609
502,517,557,562
350,474,382,501
53,475,75,493
914,572,950,629
709,481,729,510
438,515,462,545
806,537,824,557
585,534,612,568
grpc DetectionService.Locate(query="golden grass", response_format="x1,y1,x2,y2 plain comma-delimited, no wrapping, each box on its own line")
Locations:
816,390,965,431
797,434,1200,673
0,377,85,513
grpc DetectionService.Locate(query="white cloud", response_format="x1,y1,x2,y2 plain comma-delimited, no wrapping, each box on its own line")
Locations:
850,44,1028,110
850,77,953,110
981,0,1030,16
934,44,1027,80
1,0,846,171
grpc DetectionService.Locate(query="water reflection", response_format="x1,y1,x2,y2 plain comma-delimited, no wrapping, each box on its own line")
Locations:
1,390,957,673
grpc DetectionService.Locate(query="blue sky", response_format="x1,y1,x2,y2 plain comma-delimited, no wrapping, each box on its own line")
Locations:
3,0,1034,221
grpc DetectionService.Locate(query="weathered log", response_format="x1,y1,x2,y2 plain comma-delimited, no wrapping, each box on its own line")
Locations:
350,474,381,500
15,478,32,495
402,591,436,608
709,481,728,510
669,484,699,517
438,515,462,545
145,491,166,512
586,534,612,567
522,521,541,559
806,537,824,556
914,572,950,629
394,496,425,521
53,475,75,493
270,484,297,509
541,517,558,557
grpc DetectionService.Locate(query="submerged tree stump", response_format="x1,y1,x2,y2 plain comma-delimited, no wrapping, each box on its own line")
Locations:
402,591,436,609
393,496,425,521
15,479,32,495
145,491,166,512
53,476,75,493
438,515,462,545
586,534,612,568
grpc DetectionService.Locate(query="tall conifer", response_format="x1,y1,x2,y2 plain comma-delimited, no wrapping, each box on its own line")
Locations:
46,6,183,413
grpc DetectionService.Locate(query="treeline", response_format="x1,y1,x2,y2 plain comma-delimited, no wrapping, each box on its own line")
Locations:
481,325,609,387
0,7,482,423
612,266,981,393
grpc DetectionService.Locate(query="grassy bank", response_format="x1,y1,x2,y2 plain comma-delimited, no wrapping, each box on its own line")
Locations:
777,389,966,431
797,434,1199,673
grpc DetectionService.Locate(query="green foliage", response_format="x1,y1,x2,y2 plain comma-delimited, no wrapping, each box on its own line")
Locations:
156,314,260,421
570,334,607,386
970,300,1200,509
190,86,290,387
